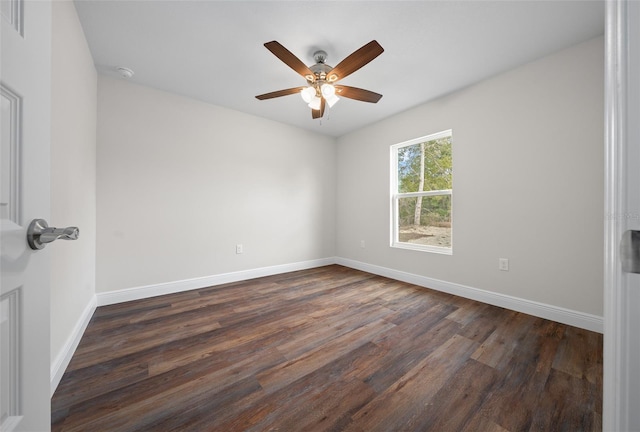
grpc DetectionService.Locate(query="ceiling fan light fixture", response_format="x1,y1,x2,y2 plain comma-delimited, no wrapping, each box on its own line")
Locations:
256,40,384,119
325,93,340,108
321,83,336,98
308,95,322,111
300,86,316,103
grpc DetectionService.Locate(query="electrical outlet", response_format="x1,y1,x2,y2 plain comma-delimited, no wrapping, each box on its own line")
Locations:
499,258,509,271
236,244,243,254
360,240,366,248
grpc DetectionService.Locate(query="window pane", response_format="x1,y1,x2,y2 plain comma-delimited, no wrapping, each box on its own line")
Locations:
397,137,452,193
397,195,451,248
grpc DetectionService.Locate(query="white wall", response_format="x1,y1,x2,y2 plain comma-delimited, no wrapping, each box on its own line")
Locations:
96,77,336,293
336,37,604,317
50,0,97,382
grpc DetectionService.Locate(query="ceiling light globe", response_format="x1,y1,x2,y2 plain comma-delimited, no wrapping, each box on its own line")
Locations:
308,96,321,111
321,83,335,98
301,87,316,103
325,94,339,108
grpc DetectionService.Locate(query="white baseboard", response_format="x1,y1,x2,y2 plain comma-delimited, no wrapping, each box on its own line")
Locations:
50,295,97,396
96,257,336,306
336,257,603,333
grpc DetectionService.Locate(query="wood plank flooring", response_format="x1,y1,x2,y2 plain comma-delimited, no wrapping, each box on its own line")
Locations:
51,265,602,431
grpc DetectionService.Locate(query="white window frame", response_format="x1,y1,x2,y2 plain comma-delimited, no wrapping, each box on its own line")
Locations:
390,130,452,255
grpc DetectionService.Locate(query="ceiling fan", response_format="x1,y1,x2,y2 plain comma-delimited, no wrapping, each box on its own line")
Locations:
256,40,384,119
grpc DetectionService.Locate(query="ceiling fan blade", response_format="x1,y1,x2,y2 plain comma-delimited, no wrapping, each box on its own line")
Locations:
312,98,326,119
256,87,306,100
264,41,315,82
335,86,383,103
327,40,384,82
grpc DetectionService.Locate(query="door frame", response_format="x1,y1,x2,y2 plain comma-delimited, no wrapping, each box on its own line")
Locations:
603,0,639,430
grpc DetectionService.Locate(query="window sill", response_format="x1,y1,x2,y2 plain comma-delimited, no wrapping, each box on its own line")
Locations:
391,242,453,255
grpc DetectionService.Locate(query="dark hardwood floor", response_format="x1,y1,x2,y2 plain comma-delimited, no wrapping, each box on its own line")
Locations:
52,265,602,431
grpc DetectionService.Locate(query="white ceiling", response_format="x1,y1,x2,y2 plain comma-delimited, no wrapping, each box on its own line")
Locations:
73,1,605,138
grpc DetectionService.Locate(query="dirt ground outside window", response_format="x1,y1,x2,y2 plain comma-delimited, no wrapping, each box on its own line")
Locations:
399,225,451,248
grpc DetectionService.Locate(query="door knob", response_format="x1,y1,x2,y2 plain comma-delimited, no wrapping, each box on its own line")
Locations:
27,219,79,250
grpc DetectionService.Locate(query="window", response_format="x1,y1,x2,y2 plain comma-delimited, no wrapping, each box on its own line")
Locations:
391,130,452,254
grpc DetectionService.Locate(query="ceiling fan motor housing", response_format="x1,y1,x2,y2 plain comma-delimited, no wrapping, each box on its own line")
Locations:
309,62,333,84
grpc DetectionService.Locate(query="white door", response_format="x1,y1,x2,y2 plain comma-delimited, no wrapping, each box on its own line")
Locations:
1,0,52,431
604,0,640,430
